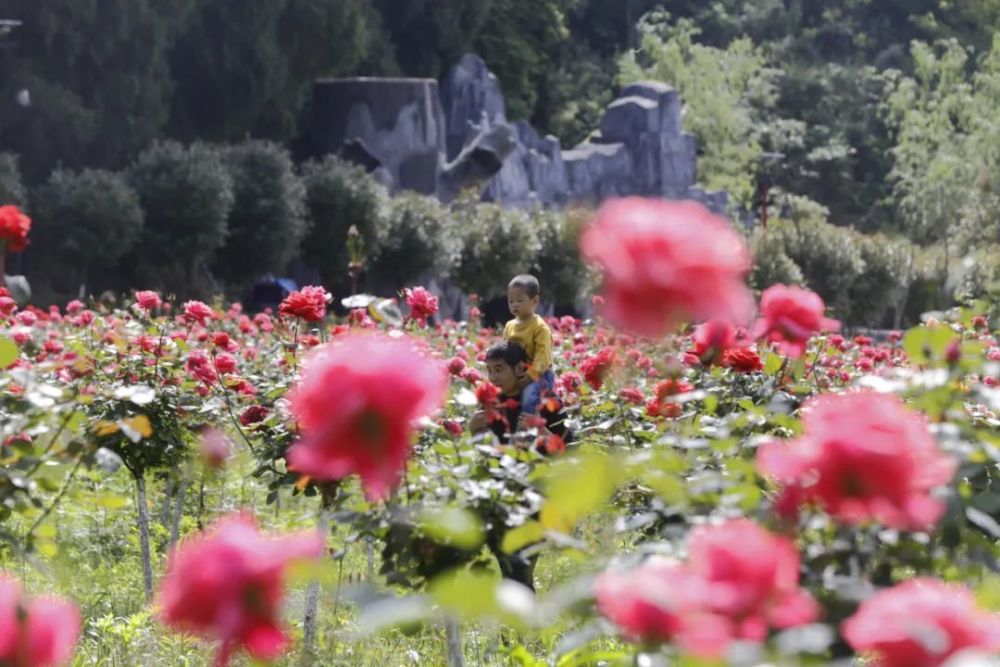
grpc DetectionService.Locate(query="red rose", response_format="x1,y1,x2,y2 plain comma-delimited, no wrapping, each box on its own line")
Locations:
441,420,464,437
0,205,31,252
279,286,330,323
213,353,237,375
183,300,215,326
757,391,956,530
156,515,322,667
686,519,818,641
475,381,501,421
752,285,839,358
580,347,617,390
646,378,693,418
580,198,752,337
721,347,763,373
134,291,162,313
286,334,447,500
619,387,644,405
212,332,237,351
843,578,1000,667
239,405,269,426
690,320,740,366
403,286,438,324
185,351,217,385
447,356,467,376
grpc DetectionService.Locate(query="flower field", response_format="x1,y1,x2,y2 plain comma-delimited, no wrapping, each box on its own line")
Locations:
1,199,1000,666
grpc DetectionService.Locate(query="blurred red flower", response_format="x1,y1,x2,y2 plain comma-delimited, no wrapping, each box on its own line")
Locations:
756,391,955,530
0,206,31,252
156,515,323,667
752,285,839,358
580,198,752,338
842,578,1000,667
286,333,447,500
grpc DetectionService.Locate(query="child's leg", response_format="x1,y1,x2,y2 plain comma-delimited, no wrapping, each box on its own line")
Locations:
521,380,542,416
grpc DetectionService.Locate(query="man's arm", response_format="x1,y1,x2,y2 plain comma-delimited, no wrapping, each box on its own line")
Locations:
468,411,489,433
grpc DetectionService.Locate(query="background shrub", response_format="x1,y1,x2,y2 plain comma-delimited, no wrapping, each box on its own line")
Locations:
452,197,541,299
531,207,593,308
33,168,144,292
371,192,461,291
129,142,234,293
300,157,389,292
215,140,307,286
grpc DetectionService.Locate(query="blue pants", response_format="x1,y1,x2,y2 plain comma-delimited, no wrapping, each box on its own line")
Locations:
521,370,555,416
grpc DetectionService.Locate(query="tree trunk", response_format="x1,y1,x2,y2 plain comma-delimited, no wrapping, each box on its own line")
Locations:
445,617,465,667
301,485,336,659
134,473,154,601
160,475,174,527
169,470,189,552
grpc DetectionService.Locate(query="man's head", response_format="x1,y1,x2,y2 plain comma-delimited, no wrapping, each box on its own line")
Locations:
507,274,540,320
484,341,528,395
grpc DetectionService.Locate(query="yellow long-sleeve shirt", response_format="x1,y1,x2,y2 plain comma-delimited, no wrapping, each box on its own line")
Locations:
503,314,553,380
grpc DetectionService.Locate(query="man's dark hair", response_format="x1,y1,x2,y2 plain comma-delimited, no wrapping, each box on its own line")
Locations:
508,274,540,298
484,340,528,367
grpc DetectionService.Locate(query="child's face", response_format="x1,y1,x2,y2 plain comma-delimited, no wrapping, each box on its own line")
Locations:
486,358,524,395
507,287,538,319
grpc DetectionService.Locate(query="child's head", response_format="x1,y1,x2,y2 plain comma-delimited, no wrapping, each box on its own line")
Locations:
484,341,528,394
507,274,540,319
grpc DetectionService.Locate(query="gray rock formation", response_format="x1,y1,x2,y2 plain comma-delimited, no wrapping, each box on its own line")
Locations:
309,55,727,213
311,77,446,195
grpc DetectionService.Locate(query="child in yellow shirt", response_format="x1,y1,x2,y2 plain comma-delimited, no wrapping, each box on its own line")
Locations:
503,274,554,415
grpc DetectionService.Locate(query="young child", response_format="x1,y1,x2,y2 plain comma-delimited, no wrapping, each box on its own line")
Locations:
503,274,554,416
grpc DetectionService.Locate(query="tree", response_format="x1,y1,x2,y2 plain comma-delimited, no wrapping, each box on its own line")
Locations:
472,0,577,122
618,12,777,208
215,141,307,285
0,154,26,206
167,0,375,143
33,169,144,292
369,0,492,78
0,0,195,181
883,40,976,247
129,142,234,293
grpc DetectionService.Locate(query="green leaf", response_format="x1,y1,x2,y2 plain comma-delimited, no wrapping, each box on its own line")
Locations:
0,337,17,369
540,449,622,533
763,351,783,375
94,494,129,509
501,521,545,554
429,568,498,617
419,507,485,550
903,325,956,365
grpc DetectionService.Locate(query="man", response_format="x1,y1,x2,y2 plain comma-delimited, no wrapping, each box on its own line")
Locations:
469,340,569,453
467,341,571,590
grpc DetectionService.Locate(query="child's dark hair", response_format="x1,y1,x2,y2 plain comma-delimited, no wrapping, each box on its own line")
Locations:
508,274,540,298
484,341,528,367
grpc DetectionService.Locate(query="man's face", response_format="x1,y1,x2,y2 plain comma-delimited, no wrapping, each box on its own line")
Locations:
486,357,522,395
507,287,538,319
